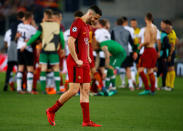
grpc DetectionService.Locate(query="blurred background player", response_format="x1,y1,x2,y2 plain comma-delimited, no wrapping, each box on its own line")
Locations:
26,9,65,94
157,20,170,89
138,13,157,96
111,17,138,91
130,18,141,89
95,19,127,96
3,11,24,92
3,29,16,91
16,12,37,94
165,20,178,91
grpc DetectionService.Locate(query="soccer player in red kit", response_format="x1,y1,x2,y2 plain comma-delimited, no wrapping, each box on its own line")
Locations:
138,13,157,95
46,5,102,127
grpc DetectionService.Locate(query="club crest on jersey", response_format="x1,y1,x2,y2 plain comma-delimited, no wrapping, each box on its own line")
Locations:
72,27,77,32
84,38,89,45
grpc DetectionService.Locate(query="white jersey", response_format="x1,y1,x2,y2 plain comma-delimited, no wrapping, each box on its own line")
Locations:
95,28,111,58
64,29,70,56
124,26,134,39
17,23,37,52
4,29,11,47
95,28,111,43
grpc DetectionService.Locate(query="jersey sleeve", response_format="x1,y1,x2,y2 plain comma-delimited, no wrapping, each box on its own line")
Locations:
4,30,10,42
70,19,81,39
59,31,65,49
27,30,42,46
95,29,101,42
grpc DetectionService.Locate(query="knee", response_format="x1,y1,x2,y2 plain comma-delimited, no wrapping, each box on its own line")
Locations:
69,88,79,96
41,64,47,71
82,88,90,95
53,64,59,71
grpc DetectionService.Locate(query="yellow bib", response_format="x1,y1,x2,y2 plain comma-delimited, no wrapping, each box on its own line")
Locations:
133,28,140,45
168,30,177,45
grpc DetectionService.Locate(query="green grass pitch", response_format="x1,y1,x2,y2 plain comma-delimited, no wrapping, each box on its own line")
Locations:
0,72,183,131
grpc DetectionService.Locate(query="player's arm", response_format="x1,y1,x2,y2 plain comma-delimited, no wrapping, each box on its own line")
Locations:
68,36,83,66
129,34,138,60
59,31,65,57
88,43,92,63
27,25,42,46
59,31,65,49
101,46,114,70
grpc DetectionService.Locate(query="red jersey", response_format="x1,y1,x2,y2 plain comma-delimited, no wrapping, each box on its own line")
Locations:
67,18,89,65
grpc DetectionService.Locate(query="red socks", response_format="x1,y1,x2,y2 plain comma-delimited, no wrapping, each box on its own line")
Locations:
140,71,150,90
49,100,63,113
149,73,155,92
80,102,90,123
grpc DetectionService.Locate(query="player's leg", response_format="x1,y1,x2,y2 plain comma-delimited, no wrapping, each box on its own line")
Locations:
168,52,175,91
138,67,150,95
126,67,134,91
26,66,34,93
16,50,25,93
3,61,14,91
52,64,60,92
49,53,61,93
162,59,168,88
80,64,101,127
119,68,126,88
147,68,156,95
46,83,80,126
80,83,90,123
17,65,24,93
167,66,175,91
26,50,34,93
39,53,48,93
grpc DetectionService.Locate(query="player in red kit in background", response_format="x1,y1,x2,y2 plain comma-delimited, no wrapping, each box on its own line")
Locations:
46,5,102,127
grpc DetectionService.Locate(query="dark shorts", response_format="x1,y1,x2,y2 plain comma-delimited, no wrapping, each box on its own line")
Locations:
168,51,175,67
67,58,91,83
121,53,134,68
139,48,157,68
18,49,34,66
99,58,105,67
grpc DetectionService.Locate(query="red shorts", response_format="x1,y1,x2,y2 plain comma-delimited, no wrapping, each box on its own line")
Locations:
89,46,95,68
67,58,91,83
139,48,157,68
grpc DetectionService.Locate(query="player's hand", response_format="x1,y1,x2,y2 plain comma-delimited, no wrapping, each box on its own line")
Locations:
60,49,65,58
133,52,138,60
106,65,114,70
20,45,26,52
157,51,160,58
76,60,83,66
88,57,92,63
138,44,142,50
168,56,171,62
16,32,21,38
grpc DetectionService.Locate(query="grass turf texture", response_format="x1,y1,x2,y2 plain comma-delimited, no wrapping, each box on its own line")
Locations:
0,72,183,131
